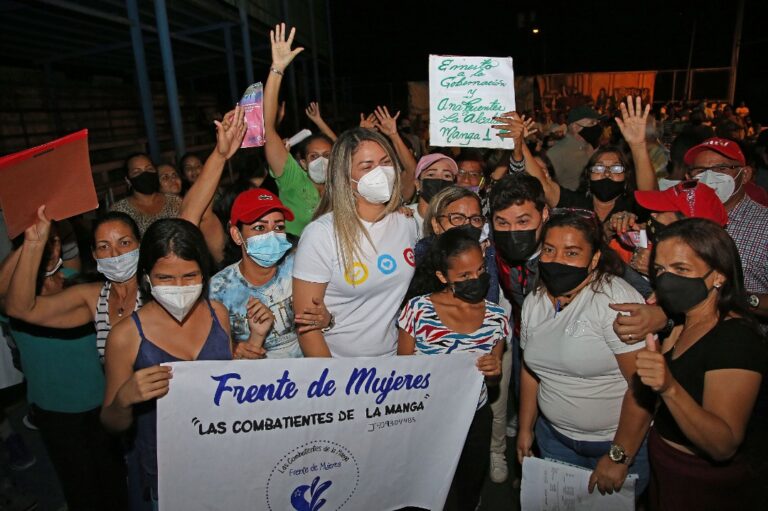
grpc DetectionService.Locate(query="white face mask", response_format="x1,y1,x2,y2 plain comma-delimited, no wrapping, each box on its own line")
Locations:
657,178,681,191
352,165,396,204
695,169,741,203
96,248,139,283
150,282,203,323
307,157,328,184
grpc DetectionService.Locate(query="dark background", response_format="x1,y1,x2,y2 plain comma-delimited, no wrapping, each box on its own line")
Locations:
330,0,767,119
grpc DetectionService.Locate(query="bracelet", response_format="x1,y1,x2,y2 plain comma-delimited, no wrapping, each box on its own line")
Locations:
270,67,284,76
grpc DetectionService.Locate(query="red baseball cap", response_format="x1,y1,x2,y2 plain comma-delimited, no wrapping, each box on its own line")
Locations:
683,137,745,167
230,188,294,225
634,181,727,226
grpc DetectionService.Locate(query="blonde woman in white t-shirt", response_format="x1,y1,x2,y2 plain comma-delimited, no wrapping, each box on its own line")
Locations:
517,209,653,497
293,128,418,358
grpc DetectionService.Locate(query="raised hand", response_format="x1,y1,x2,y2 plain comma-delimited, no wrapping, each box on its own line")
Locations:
270,23,304,72
24,205,51,244
305,102,323,124
492,111,525,141
373,106,400,138
359,113,377,130
615,96,650,146
214,105,246,159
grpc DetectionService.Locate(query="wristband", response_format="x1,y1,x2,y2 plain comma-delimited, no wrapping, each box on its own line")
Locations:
270,67,284,76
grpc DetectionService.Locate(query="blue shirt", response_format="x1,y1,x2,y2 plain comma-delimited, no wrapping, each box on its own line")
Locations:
209,253,302,358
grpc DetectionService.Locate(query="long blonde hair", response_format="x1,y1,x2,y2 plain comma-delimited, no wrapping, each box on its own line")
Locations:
314,128,403,274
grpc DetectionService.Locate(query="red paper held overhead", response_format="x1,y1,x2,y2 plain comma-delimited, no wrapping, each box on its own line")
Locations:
0,129,98,239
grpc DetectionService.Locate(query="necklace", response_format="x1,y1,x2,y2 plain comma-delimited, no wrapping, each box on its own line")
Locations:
112,286,133,318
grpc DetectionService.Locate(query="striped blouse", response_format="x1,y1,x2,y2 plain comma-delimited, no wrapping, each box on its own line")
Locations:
94,281,143,361
398,294,510,407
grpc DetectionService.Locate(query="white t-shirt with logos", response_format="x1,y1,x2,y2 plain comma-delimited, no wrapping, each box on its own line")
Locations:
294,212,419,357
520,276,645,441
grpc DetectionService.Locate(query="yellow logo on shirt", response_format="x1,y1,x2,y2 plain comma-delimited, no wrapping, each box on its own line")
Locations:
344,262,369,285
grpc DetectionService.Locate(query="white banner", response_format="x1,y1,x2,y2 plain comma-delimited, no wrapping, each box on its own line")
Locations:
429,55,516,149
158,354,483,510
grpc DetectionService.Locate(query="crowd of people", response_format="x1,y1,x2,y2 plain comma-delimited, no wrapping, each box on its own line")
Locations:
0,22,766,511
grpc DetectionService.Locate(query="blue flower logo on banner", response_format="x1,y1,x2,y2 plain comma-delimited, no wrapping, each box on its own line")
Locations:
291,477,332,511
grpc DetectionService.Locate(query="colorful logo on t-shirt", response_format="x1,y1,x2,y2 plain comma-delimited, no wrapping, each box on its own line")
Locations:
344,262,369,285
403,248,415,267
377,254,397,275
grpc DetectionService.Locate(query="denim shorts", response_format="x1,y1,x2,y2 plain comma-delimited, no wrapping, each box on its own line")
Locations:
534,416,650,495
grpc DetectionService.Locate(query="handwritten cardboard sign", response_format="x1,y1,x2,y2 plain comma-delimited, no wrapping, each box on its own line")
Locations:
0,130,98,239
158,355,482,510
429,55,516,149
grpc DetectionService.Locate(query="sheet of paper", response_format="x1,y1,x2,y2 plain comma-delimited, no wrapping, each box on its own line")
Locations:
0,130,98,239
521,457,636,511
428,55,516,149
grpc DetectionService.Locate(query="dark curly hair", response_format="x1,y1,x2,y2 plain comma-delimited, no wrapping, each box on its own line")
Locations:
406,226,482,300
537,208,624,294
651,218,758,331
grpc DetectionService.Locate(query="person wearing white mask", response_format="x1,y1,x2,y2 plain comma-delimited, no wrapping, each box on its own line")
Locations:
210,189,330,359
3,102,245,360
101,219,234,506
293,127,419,358
684,138,768,319
5,210,143,360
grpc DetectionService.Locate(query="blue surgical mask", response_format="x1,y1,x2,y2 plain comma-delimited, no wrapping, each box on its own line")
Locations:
244,231,292,267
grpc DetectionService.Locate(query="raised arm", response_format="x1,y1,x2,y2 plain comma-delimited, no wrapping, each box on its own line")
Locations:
373,106,417,201
615,96,657,191
180,106,246,225
305,102,337,141
493,112,561,207
5,206,94,328
264,23,304,178
292,278,332,357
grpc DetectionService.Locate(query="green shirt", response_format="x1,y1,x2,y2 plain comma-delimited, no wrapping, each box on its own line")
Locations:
8,269,104,413
270,155,320,237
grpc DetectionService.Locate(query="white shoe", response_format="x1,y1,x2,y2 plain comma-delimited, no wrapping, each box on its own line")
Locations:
489,452,508,483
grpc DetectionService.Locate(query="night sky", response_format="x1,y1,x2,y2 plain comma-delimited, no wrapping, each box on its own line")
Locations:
330,0,766,119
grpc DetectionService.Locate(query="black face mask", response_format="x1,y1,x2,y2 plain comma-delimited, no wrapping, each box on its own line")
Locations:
451,272,491,303
494,229,539,263
420,178,453,203
539,261,590,297
451,224,482,242
590,178,625,202
579,124,602,148
655,270,714,315
129,171,160,195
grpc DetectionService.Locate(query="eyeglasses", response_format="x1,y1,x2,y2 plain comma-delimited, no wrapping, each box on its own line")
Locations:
457,169,483,180
590,164,625,175
688,164,742,176
437,212,486,228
